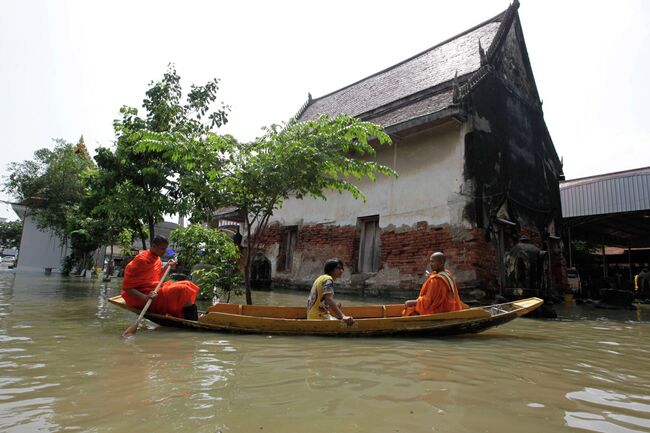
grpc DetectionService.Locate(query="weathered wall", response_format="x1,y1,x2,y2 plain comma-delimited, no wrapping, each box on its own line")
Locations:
269,121,467,228
461,16,567,290
261,121,481,298
258,220,498,299
16,214,69,273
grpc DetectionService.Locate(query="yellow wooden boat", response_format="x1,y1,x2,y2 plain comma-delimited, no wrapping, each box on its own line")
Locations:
108,295,543,337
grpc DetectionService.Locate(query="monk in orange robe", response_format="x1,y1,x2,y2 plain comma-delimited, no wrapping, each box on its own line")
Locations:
402,252,468,316
121,235,200,320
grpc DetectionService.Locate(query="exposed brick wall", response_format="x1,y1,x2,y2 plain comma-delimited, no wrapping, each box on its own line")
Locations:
258,223,357,267
380,222,498,291
258,224,284,247
256,220,567,298
296,224,358,266
259,221,501,293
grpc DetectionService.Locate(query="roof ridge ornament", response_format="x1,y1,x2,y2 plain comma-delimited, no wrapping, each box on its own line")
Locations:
452,71,460,101
478,39,488,66
290,92,313,123
486,0,520,60
455,64,494,102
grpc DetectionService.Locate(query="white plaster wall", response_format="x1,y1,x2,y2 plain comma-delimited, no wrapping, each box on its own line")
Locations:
16,215,68,272
270,120,466,228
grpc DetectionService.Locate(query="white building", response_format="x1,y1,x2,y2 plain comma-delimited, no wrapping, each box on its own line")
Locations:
12,200,69,272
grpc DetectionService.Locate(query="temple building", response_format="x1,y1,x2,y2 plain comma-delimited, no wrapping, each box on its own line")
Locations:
259,1,567,299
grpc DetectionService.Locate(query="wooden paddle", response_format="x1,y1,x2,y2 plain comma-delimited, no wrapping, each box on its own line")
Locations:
122,264,172,337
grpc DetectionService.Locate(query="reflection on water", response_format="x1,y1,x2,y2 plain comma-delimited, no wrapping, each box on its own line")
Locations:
0,270,649,433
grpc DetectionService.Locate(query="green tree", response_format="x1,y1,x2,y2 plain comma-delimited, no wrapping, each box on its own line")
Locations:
3,139,94,241
3,139,126,274
95,65,230,246
0,220,22,253
135,131,239,225
83,154,149,250
226,114,397,304
116,228,138,258
169,224,241,302
67,217,104,276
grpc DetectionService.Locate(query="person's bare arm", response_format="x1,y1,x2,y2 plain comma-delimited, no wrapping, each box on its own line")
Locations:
323,294,354,325
124,288,156,302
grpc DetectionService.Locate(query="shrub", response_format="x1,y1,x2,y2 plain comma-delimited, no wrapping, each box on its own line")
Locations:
170,224,242,301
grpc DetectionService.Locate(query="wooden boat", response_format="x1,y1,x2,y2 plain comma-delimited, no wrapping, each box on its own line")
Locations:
108,295,543,337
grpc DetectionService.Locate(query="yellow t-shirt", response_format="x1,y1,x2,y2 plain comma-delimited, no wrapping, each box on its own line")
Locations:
306,274,334,319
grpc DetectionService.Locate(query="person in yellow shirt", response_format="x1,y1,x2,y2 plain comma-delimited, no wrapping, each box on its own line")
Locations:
306,258,354,325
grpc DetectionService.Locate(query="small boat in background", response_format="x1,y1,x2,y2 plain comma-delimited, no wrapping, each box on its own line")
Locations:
108,296,543,337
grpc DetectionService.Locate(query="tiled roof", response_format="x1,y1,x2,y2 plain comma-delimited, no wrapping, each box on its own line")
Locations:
298,9,510,129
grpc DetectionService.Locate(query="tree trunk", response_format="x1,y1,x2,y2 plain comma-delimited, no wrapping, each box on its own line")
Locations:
81,254,88,277
242,209,274,305
139,226,147,251
244,220,253,305
244,254,252,305
148,216,155,247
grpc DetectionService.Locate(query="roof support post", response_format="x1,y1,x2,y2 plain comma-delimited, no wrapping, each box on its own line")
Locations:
628,248,633,283
602,243,608,278
568,227,573,268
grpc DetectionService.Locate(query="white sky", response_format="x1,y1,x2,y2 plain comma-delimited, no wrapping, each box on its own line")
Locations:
1,0,649,220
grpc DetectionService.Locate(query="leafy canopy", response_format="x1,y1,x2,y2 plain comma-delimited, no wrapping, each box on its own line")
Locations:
0,220,22,250
169,224,241,301
3,139,95,241
225,114,397,304
95,64,230,244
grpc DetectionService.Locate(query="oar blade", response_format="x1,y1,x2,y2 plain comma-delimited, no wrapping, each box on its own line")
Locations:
120,265,171,338
122,320,140,338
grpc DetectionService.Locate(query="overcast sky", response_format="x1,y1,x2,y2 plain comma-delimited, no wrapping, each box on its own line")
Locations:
1,0,649,221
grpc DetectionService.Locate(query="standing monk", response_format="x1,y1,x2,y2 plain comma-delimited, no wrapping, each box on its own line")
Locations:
121,235,201,320
402,252,468,316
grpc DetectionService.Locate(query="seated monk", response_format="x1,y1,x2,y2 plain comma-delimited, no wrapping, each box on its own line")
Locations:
402,252,468,316
121,235,200,320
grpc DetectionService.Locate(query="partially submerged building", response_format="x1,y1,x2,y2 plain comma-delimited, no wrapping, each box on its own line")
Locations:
11,197,69,273
260,1,566,298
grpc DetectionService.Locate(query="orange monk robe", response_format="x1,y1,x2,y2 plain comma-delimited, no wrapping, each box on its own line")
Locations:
402,270,468,316
121,250,200,319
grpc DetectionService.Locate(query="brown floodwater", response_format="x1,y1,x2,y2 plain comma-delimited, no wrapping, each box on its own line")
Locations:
0,270,649,433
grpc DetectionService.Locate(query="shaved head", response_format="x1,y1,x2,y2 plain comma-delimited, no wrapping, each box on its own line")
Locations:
430,252,446,264
429,252,446,272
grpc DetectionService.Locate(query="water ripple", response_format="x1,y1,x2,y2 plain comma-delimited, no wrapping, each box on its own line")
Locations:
1,273,649,433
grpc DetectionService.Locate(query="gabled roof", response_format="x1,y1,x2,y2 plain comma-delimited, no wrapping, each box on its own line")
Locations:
296,0,519,132
297,2,521,131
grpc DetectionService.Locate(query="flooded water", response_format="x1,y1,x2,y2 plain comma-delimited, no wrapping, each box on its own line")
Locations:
1,270,649,433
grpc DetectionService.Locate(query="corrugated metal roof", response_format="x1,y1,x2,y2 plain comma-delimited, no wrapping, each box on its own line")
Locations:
560,167,650,217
